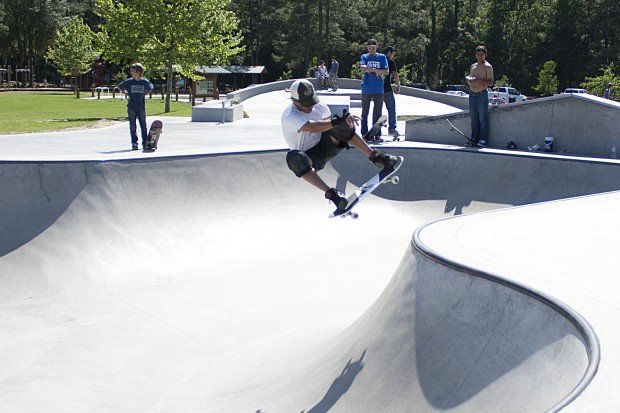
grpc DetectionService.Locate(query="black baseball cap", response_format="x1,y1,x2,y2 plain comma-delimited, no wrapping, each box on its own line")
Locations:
384,46,395,53
367,38,378,45
290,79,319,107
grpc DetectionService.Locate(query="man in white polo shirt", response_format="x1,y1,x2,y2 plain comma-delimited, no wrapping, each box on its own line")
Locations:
282,79,398,212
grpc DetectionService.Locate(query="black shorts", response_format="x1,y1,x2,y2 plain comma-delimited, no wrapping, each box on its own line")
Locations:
306,131,348,172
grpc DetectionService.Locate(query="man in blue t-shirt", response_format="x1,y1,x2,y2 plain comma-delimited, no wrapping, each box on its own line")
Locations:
360,38,389,142
118,63,154,150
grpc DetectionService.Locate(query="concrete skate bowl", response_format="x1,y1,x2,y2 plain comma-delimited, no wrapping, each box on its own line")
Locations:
0,149,614,411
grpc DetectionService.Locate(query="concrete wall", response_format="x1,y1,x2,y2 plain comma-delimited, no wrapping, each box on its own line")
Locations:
225,78,468,110
191,100,244,122
406,94,620,158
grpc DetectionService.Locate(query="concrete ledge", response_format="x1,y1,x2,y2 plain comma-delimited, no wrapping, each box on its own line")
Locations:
405,94,620,158
226,78,467,110
192,100,244,122
317,94,350,116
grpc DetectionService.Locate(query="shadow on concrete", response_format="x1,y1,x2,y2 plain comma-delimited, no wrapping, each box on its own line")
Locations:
0,162,87,256
97,149,135,154
331,148,620,216
305,350,366,413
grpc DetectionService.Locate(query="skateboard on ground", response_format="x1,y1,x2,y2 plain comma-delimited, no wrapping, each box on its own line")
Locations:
446,118,477,147
144,120,162,151
363,115,388,142
329,155,404,219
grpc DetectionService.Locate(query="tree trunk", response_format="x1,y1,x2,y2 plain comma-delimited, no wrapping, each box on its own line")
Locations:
318,0,323,59
303,0,310,76
74,75,80,98
166,64,173,113
325,0,330,49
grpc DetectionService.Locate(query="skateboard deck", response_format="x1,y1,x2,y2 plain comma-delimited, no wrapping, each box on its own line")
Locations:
144,120,162,151
363,115,387,141
329,155,404,219
446,118,477,147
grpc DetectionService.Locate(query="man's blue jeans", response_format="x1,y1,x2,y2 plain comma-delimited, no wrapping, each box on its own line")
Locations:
383,90,397,132
469,90,489,142
128,107,147,145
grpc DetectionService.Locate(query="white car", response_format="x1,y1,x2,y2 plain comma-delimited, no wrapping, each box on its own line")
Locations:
563,88,589,94
446,90,468,97
489,96,508,107
488,87,527,103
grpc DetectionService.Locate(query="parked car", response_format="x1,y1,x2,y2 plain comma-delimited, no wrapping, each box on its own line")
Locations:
563,88,589,94
410,83,430,90
445,84,470,94
488,87,527,103
489,96,508,107
446,90,468,97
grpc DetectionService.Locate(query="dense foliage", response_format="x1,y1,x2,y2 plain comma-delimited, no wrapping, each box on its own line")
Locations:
96,0,242,111
0,0,618,94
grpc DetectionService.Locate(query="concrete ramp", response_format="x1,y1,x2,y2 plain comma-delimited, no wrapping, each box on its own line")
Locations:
0,148,615,411
247,245,590,413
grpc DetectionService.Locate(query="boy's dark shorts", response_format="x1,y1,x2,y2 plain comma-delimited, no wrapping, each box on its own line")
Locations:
286,126,354,178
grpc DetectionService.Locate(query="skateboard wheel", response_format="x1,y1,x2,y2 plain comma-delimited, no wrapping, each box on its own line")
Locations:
351,212,359,219
340,214,347,219
391,176,400,184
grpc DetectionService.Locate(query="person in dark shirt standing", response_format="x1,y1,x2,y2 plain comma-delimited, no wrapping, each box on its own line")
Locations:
383,46,401,137
329,56,339,92
118,63,154,150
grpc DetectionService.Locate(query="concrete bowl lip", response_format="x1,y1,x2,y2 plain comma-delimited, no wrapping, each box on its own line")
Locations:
411,205,601,412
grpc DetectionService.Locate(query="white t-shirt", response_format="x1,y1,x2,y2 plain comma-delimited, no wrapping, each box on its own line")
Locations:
281,101,331,151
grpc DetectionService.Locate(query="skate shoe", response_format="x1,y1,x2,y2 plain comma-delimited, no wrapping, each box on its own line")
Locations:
325,188,348,212
477,139,487,148
369,150,397,169
131,143,139,150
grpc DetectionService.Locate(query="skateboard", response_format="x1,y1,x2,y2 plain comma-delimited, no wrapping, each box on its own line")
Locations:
446,118,477,147
329,155,404,219
144,120,162,151
363,115,388,142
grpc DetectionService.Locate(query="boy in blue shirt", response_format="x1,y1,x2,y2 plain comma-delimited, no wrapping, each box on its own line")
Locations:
360,39,389,142
118,63,154,150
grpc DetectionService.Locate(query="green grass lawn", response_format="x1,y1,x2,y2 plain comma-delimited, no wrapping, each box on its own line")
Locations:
0,91,192,134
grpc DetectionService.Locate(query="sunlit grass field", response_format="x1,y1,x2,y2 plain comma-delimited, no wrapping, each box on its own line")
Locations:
0,91,192,134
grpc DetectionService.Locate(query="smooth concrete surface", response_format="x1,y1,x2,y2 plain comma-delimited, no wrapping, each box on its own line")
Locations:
1,85,619,412
417,191,620,412
0,89,457,161
406,93,620,158
191,100,244,122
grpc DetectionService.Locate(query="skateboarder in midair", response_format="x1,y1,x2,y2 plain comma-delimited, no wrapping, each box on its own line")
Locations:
118,63,154,150
282,79,398,211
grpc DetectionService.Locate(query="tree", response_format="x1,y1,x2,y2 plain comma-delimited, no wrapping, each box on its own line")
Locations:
96,0,243,112
534,60,559,96
1,0,68,78
581,63,620,97
46,17,98,98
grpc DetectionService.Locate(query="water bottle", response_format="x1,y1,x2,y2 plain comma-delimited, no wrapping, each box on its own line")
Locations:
611,145,617,159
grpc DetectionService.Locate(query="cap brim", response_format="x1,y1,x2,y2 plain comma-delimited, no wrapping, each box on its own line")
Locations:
297,94,319,107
